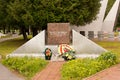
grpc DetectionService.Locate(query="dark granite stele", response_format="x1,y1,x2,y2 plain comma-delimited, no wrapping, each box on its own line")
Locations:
46,23,72,45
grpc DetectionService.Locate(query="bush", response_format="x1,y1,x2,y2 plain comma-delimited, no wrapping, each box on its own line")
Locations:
97,52,118,65
61,52,118,80
2,57,48,79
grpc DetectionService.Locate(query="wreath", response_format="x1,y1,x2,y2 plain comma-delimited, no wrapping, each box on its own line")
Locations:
58,44,76,61
44,48,52,60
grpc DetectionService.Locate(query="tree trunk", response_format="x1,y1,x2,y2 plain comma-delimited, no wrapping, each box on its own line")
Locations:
3,26,6,34
21,26,28,40
32,27,38,37
26,29,30,35
27,29,30,35
7,26,11,33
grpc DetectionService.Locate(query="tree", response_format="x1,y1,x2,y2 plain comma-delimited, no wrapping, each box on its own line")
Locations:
7,0,43,37
39,0,101,26
1,0,101,39
7,0,31,40
0,0,9,34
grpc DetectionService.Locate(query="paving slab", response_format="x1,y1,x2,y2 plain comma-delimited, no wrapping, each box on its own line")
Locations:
0,63,24,80
32,61,65,80
84,63,120,80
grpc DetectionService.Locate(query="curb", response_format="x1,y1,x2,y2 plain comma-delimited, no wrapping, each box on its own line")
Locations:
83,63,120,80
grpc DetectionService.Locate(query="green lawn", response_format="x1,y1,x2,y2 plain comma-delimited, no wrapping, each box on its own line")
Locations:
0,37,28,57
94,41,120,58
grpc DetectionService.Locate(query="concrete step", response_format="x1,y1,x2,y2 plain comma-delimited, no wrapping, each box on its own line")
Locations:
51,53,64,61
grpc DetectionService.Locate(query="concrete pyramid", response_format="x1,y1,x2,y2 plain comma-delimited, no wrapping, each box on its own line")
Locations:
8,30,107,58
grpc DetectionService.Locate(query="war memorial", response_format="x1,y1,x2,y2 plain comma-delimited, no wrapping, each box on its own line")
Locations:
7,23,107,61
7,0,120,60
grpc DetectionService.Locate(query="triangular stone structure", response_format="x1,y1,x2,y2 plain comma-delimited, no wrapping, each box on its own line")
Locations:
72,30,107,55
8,30,45,58
8,30,107,59
102,0,120,32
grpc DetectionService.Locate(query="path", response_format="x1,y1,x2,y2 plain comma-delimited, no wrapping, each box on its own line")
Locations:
0,34,22,42
32,61,65,80
0,34,24,80
0,63,24,80
84,63,120,80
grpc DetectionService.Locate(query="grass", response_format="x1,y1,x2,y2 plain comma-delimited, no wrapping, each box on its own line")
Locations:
0,37,28,57
61,40,120,80
61,52,119,80
94,41,120,58
2,57,48,80
0,35,48,80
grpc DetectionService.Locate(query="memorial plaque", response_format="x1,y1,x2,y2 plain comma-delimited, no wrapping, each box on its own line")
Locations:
47,23,71,45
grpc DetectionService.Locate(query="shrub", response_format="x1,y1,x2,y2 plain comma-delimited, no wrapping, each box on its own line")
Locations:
97,52,118,65
2,57,48,79
61,52,118,80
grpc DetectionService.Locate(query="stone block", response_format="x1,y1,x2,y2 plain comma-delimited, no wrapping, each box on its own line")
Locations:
108,32,114,41
98,31,104,40
88,31,94,39
47,23,71,45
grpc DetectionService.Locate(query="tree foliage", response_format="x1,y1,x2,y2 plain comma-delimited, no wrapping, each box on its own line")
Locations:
0,0,101,38
36,0,101,26
0,0,8,33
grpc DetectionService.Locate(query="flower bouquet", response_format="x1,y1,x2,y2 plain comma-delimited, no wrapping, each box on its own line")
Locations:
62,48,76,61
58,44,76,61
